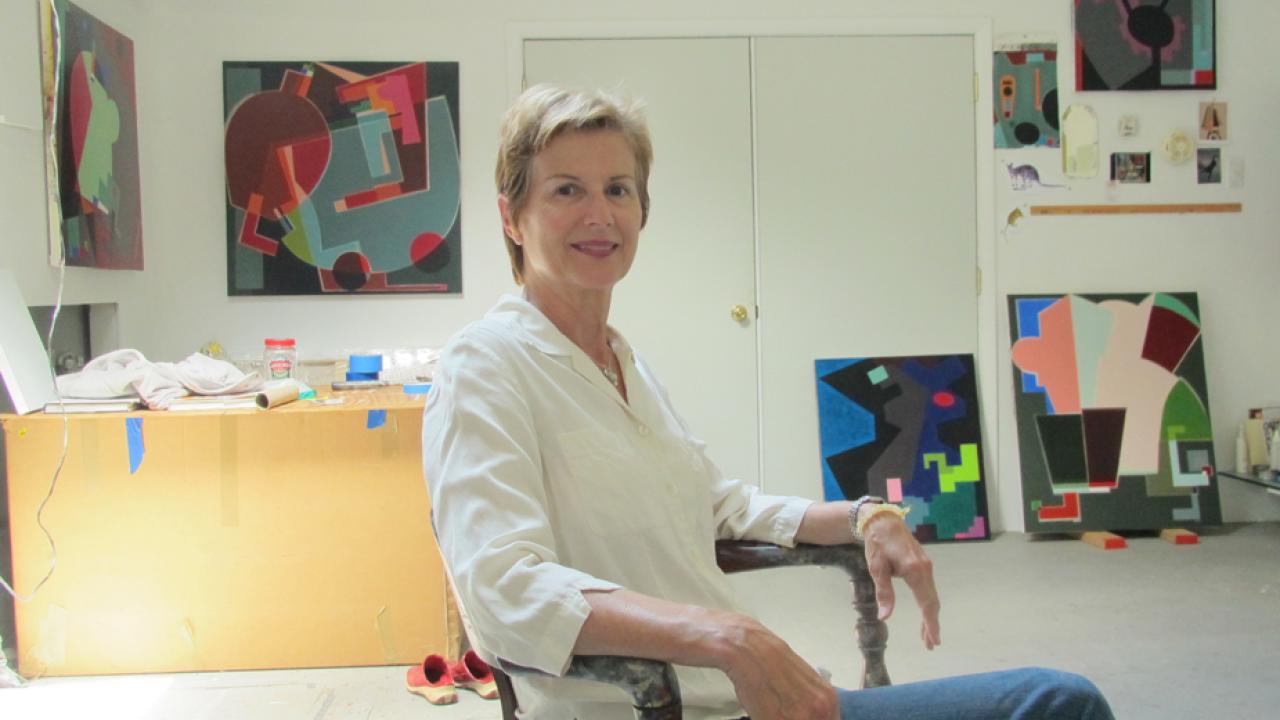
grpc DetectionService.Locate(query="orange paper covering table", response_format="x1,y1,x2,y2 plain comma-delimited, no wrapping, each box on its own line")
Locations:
1,388,446,677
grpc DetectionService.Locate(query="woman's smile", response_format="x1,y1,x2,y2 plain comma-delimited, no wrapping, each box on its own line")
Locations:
570,240,620,258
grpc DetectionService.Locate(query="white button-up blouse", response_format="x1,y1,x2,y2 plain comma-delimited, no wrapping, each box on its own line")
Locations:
423,295,812,719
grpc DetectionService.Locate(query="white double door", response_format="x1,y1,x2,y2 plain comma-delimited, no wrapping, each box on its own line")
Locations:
525,35,977,500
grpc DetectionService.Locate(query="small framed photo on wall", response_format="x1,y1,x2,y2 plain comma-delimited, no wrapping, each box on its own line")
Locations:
1111,152,1151,183
1197,148,1222,184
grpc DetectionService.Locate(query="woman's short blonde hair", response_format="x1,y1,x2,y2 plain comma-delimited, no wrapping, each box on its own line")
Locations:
495,84,653,284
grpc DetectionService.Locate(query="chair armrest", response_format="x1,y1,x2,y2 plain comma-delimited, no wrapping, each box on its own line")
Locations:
715,539,865,576
567,656,682,718
715,540,891,688
487,540,889,720
492,656,681,720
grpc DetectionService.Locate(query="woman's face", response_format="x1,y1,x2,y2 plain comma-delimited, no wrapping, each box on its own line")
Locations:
501,129,642,298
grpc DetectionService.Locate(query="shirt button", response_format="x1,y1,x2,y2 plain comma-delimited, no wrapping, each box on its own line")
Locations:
637,424,650,436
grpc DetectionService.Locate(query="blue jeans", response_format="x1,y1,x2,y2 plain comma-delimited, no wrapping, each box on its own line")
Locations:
835,668,1114,719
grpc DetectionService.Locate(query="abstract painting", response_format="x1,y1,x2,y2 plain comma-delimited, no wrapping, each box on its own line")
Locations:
815,355,990,543
223,61,460,295
1075,0,1216,91
39,0,143,269
994,44,1059,148
1009,293,1221,533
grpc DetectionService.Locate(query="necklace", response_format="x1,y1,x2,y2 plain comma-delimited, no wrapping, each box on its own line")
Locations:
596,359,620,388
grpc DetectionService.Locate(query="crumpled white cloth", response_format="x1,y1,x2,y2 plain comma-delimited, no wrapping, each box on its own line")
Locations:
55,349,264,409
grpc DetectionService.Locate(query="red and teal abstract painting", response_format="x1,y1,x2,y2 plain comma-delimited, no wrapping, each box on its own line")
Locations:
223,61,460,295
816,354,990,543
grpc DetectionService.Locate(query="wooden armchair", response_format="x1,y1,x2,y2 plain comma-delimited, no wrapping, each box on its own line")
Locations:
482,540,891,720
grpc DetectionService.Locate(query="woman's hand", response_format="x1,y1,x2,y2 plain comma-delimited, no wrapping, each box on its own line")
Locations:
714,612,839,720
861,509,942,649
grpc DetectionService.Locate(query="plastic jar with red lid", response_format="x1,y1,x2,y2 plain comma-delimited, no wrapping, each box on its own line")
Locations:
263,338,297,380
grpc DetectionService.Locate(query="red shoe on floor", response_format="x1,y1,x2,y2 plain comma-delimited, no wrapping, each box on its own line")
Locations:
406,653,457,705
450,649,499,699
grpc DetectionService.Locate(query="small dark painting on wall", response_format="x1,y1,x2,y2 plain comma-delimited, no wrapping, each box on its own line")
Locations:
1197,148,1221,184
223,61,461,295
1111,152,1151,183
1075,0,1216,91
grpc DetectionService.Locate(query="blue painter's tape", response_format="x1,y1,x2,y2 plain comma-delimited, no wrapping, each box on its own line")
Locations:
126,417,145,474
349,354,383,373
366,409,387,429
347,370,380,381
402,383,432,395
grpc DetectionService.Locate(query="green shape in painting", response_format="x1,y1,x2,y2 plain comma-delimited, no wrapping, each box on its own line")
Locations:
922,443,982,493
922,481,979,538
866,365,889,385
1162,379,1211,440
76,51,122,213
1154,293,1200,327
282,202,319,266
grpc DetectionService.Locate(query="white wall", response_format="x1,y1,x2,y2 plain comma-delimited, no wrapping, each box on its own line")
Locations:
1,0,1276,524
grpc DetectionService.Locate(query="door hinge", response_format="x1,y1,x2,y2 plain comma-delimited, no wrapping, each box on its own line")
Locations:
973,72,979,105
975,266,983,297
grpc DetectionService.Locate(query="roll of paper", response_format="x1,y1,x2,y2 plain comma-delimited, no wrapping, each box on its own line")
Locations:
256,383,300,410
1244,417,1268,468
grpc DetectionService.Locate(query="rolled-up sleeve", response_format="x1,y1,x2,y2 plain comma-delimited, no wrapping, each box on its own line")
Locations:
702,446,813,546
423,333,619,676
646,369,814,547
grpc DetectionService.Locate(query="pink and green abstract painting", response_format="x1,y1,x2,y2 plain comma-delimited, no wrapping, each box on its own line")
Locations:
1009,293,1220,532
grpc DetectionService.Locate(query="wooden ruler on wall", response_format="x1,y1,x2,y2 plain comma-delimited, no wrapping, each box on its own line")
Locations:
1030,203,1243,216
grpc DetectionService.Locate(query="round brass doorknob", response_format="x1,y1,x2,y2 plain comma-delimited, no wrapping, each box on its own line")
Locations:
730,304,749,323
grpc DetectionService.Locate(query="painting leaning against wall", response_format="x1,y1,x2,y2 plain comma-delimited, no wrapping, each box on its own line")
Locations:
815,354,990,543
39,0,144,270
1008,293,1221,533
223,61,461,295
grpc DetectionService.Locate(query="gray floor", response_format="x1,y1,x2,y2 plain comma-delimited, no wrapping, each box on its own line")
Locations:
1,523,1277,719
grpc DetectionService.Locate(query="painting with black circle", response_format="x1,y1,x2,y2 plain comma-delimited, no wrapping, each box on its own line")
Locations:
223,61,461,295
993,43,1060,148
1075,0,1216,91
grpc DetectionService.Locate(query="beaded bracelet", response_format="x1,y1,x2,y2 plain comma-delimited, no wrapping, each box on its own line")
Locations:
856,503,911,539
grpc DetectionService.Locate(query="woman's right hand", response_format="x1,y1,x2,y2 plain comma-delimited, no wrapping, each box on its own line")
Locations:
713,612,839,720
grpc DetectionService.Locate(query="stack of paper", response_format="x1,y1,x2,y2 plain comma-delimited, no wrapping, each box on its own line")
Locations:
44,397,141,414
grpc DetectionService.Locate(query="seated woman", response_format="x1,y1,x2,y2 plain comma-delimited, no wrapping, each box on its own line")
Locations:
423,84,1114,720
